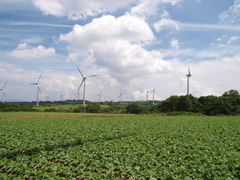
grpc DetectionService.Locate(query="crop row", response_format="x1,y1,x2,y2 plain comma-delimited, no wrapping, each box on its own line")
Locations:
0,116,239,179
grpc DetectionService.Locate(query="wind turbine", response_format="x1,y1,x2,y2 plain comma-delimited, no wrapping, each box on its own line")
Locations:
77,66,98,106
59,94,63,101
152,88,155,104
186,66,192,95
76,92,80,101
131,93,134,102
0,81,8,103
119,91,125,103
46,95,50,101
30,72,42,106
97,91,101,102
146,89,152,102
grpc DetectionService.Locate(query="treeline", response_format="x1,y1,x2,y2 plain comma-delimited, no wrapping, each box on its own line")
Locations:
0,89,239,116
156,89,240,115
0,103,39,112
73,89,240,116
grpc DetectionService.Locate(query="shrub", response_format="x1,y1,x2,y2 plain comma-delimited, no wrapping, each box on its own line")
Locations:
85,103,101,113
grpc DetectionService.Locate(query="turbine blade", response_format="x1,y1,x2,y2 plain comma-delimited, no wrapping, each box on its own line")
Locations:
3,92,6,99
3,81,8,89
37,72,43,83
86,75,98,78
76,66,84,78
78,79,84,92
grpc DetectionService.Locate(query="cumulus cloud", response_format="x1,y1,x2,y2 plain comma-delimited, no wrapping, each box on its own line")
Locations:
33,0,181,20
33,0,134,19
170,39,179,49
59,15,155,50
8,43,55,60
219,0,240,23
154,18,180,32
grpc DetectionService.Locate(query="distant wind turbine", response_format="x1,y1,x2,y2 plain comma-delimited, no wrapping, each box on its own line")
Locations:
186,66,192,95
131,93,133,102
59,94,63,101
97,91,101,102
30,73,42,106
77,66,98,106
119,91,125,103
152,88,155,104
146,89,152,102
46,96,50,101
0,81,8,103
76,92,80,101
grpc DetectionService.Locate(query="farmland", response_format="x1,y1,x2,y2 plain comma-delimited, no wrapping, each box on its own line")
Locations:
0,114,239,179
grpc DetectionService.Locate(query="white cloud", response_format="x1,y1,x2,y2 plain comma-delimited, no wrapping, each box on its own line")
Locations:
33,0,181,20
129,0,177,19
227,36,240,44
33,0,135,20
170,39,179,49
20,36,42,43
219,0,240,23
59,14,155,50
8,43,55,60
154,18,180,32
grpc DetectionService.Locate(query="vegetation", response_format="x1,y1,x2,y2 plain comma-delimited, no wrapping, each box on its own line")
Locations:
157,89,240,116
0,89,239,116
0,116,239,179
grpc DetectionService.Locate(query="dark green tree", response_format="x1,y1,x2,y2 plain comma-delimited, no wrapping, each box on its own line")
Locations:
221,89,240,115
199,95,231,115
157,96,179,112
178,95,192,112
126,103,145,114
85,103,101,113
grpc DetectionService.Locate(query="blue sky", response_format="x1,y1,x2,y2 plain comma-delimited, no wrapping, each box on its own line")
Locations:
0,0,240,102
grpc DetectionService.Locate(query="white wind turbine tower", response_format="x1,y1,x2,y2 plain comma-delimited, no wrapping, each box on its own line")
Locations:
30,73,42,106
152,88,155,104
186,66,192,95
0,81,8,103
97,91,101,102
59,94,63,101
131,93,134,102
146,89,152,102
76,92,80,101
77,66,98,106
46,96,50,101
119,91,125,103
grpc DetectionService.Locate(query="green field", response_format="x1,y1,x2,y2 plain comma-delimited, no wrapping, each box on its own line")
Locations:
0,114,239,179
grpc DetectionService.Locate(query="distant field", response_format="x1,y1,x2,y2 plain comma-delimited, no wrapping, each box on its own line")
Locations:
0,115,239,179
34,104,111,111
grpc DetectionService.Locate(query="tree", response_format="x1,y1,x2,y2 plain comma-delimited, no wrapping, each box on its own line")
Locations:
157,96,179,113
221,89,240,115
85,103,101,113
199,95,232,115
126,103,145,114
178,95,192,112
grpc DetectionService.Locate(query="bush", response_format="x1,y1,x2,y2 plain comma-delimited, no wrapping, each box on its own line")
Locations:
126,103,145,114
73,105,86,113
85,103,101,113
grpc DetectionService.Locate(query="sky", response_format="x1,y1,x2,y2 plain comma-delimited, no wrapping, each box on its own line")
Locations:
0,0,240,103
